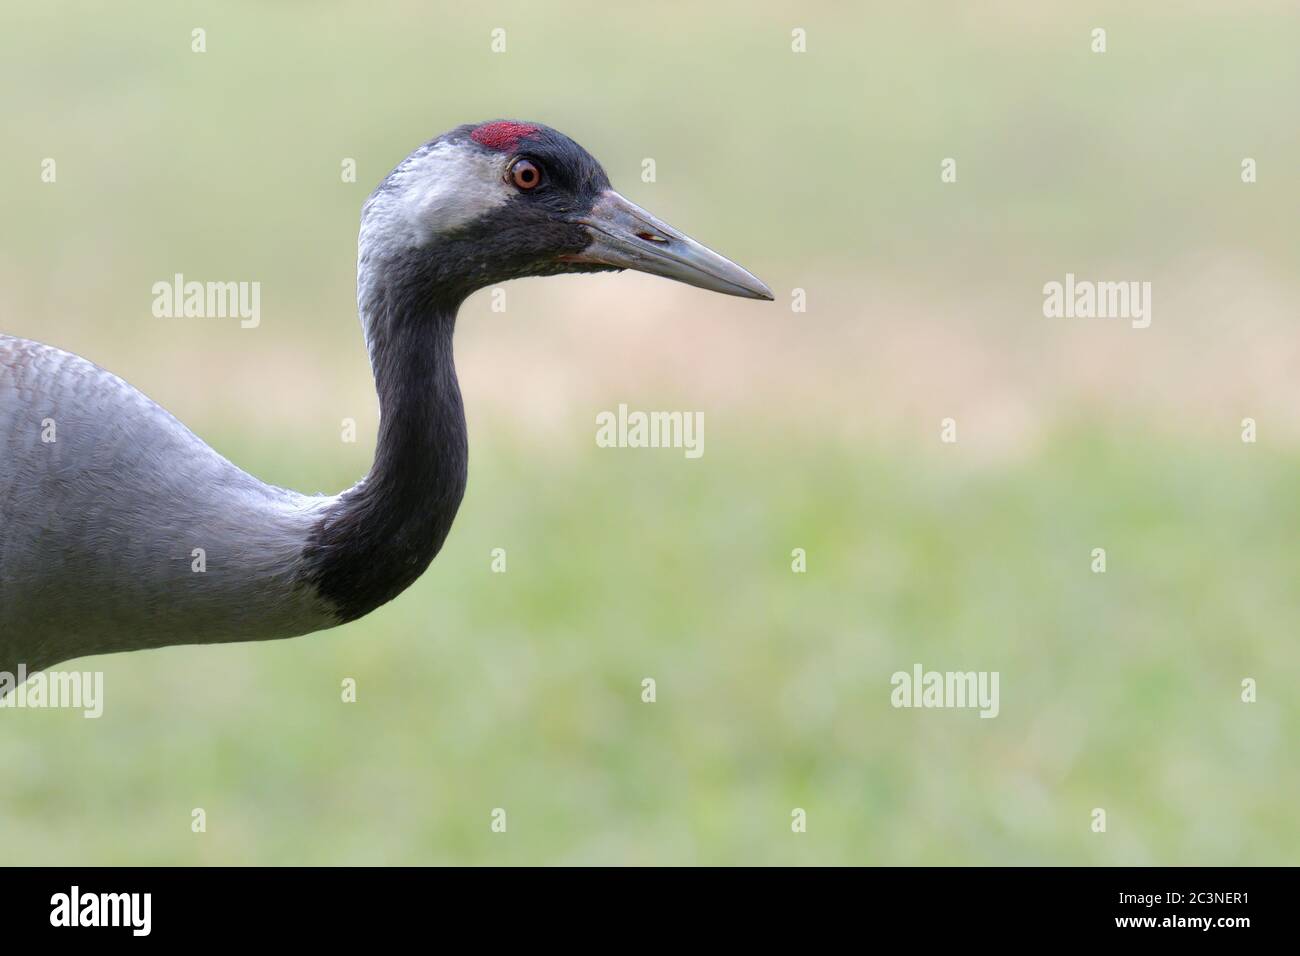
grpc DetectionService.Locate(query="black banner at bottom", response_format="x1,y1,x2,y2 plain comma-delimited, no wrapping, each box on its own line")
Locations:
0,866,1276,940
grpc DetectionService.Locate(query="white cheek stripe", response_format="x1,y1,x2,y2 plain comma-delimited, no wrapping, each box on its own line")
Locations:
361,140,512,253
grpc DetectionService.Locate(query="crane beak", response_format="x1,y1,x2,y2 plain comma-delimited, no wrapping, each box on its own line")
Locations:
566,190,774,300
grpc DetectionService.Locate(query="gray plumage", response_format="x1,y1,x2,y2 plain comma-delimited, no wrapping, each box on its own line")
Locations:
0,120,771,679
0,335,337,673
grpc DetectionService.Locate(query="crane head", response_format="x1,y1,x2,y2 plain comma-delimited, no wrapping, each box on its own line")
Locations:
358,120,774,304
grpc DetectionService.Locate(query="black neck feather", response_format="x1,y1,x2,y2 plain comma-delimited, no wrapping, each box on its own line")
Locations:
303,284,469,623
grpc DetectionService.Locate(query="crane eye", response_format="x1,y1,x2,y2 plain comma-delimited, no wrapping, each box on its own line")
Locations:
509,158,542,191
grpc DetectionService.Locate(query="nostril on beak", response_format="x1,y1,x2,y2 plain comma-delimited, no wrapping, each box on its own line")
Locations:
636,231,669,244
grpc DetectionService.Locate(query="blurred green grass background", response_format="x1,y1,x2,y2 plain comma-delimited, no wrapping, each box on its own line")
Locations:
1,1,1297,864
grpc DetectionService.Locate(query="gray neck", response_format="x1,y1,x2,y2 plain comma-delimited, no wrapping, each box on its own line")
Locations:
301,287,469,623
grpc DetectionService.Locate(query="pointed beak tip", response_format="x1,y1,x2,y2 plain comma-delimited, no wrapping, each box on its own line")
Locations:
577,190,776,305
731,274,775,301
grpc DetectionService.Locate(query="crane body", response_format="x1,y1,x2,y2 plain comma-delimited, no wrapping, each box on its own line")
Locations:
0,120,772,675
